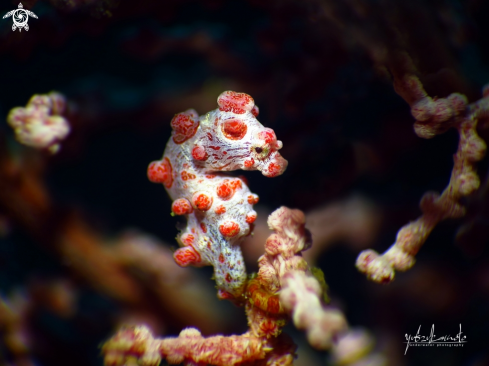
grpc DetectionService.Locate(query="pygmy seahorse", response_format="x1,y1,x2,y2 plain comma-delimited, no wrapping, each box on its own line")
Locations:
148,91,287,298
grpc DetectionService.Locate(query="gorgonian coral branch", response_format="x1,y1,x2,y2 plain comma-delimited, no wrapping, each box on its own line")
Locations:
147,91,287,298
356,64,487,283
253,207,347,349
102,207,347,366
103,326,265,366
7,92,70,153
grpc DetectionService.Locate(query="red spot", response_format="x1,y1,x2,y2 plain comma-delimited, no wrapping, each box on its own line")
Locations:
217,91,255,114
222,118,248,140
215,205,226,214
251,105,259,117
147,157,173,188
225,273,232,283
219,221,240,238
206,132,213,141
192,145,208,161
247,194,259,205
257,128,277,145
266,162,281,178
171,109,199,144
244,158,255,169
219,254,225,263
181,233,195,246
230,179,242,190
174,246,200,266
172,198,193,215
192,192,213,211
209,146,221,150
200,223,207,233
216,180,234,200
205,174,216,179
246,212,257,224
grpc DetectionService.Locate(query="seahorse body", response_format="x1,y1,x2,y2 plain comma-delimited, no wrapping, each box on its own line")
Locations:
148,91,287,298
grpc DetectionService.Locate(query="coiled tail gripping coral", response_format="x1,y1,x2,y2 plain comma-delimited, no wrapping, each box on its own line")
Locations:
148,91,288,298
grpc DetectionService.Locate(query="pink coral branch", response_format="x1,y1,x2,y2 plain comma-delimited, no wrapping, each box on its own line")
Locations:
356,57,487,283
103,325,265,366
280,271,346,349
263,207,347,349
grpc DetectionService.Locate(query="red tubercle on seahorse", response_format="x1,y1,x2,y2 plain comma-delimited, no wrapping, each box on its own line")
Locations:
222,118,248,140
174,246,201,266
219,221,240,238
216,180,234,200
247,194,259,205
216,179,243,201
172,198,193,215
246,211,257,224
147,157,173,188
217,91,255,114
244,158,255,169
192,145,208,161
264,162,283,178
192,192,213,211
171,109,199,144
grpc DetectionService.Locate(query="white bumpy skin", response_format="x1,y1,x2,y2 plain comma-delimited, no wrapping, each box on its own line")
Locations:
148,91,287,298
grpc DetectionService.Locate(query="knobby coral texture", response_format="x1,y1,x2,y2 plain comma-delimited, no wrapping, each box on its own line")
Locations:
356,56,488,283
7,92,70,154
102,206,346,366
147,91,287,298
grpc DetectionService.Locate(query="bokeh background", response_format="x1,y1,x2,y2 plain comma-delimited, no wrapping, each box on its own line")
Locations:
0,0,489,365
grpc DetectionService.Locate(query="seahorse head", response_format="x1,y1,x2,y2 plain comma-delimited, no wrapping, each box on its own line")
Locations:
190,91,288,177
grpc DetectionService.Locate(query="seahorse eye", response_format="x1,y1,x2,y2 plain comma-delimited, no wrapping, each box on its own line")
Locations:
255,147,263,154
